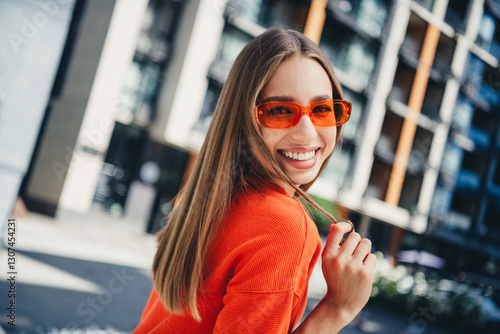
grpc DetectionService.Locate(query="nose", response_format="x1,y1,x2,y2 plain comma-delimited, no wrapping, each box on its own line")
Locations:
290,113,317,142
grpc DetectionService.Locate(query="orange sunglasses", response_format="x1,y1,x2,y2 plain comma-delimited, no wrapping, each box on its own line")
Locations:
255,100,351,129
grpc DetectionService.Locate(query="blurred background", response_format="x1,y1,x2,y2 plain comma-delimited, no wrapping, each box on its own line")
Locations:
1,0,500,333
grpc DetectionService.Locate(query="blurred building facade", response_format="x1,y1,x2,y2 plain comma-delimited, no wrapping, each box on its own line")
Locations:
5,0,499,282
0,0,78,231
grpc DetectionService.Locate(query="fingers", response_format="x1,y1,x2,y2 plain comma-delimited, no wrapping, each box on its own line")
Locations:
352,237,372,262
324,222,374,264
338,231,361,256
323,222,354,253
363,253,377,269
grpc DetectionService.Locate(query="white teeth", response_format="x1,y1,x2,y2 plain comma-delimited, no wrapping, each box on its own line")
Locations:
280,150,316,161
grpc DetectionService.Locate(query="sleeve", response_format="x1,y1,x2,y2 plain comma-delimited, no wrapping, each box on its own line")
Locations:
213,199,311,334
213,289,297,333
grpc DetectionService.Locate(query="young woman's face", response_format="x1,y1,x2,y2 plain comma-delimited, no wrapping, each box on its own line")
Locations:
259,56,337,193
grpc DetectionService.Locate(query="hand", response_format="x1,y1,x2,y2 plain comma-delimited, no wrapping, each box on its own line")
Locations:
320,222,377,326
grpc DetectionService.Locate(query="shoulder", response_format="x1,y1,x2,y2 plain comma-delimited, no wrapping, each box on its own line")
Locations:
211,184,321,292
227,185,309,241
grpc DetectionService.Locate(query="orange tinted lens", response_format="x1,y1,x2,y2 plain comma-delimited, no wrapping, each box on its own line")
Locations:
311,100,336,126
256,102,298,128
311,101,351,126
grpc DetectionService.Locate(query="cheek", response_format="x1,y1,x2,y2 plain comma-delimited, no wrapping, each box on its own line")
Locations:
320,127,338,152
260,128,282,153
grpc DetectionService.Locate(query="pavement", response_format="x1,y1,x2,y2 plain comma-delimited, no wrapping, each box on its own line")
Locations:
0,208,156,334
0,208,467,334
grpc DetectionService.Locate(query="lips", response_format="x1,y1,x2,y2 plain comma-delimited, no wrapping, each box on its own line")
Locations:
277,147,320,170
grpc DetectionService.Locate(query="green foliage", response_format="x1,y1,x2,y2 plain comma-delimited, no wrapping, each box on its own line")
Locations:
300,194,339,234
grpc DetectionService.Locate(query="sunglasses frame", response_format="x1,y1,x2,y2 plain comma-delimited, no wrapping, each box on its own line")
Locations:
255,99,352,129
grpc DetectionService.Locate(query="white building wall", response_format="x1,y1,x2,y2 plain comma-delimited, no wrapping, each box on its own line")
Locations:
59,0,149,213
0,0,75,225
150,0,228,151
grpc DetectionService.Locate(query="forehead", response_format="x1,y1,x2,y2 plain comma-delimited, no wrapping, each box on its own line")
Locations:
261,56,333,101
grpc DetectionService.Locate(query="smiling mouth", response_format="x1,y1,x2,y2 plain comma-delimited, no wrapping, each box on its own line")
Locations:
278,149,318,161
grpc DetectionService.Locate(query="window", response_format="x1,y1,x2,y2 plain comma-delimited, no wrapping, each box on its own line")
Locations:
483,201,500,244
472,103,497,135
476,9,500,59
194,79,222,133
468,126,491,152
366,158,392,200
477,12,496,51
451,97,474,135
414,0,434,11
118,61,162,125
341,89,365,141
116,0,181,126
440,141,463,187
226,0,309,29
390,62,416,105
445,0,469,32
447,192,475,233
456,168,481,193
421,79,445,120
464,55,500,108
214,24,253,80
328,0,391,38
135,3,178,62
322,145,354,189
375,111,403,160
399,174,423,211
408,127,433,174
401,13,427,57
433,33,455,76
320,18,378,88
430,184,453,219
197,24,253,133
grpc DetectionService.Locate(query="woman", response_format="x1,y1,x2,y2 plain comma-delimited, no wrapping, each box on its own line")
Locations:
134,27,376,333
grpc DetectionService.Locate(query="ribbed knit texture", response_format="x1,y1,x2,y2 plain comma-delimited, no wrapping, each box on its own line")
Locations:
134,184,322,333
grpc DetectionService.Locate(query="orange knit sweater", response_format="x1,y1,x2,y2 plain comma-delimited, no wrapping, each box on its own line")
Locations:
134,184,322,333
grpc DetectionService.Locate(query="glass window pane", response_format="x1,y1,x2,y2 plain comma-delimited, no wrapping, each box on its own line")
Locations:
451,97,474,135
329,0,390,38
322,146,354,189
226,0,309,29
441,141,463,185
342,89,365,140
320,19,377,88
415,0,434,11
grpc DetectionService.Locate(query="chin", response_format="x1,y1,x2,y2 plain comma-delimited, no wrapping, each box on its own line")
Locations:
288,171,319,187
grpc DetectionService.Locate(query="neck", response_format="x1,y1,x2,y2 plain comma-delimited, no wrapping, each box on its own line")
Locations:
276,180,297,197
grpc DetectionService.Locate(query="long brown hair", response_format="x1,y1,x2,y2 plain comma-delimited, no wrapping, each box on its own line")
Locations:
152,27,345,321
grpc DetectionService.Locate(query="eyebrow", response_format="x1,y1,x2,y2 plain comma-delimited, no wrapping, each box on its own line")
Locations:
260,94,333,104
